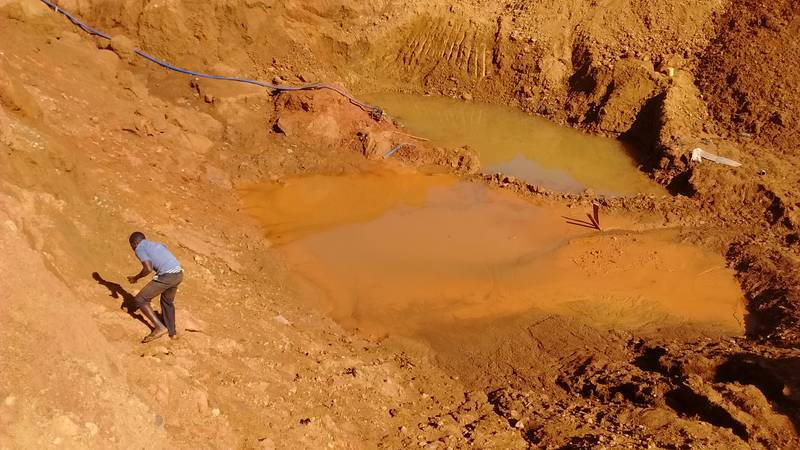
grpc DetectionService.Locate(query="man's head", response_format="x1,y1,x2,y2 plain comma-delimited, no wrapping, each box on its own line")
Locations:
129,231,146,250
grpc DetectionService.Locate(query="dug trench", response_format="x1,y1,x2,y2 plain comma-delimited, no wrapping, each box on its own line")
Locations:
2,1,800,449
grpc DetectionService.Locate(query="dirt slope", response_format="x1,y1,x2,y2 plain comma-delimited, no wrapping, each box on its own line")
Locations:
2,0,800,449
0,5,506,448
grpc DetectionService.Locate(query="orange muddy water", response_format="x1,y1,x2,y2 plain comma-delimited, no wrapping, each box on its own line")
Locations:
241,171,745,340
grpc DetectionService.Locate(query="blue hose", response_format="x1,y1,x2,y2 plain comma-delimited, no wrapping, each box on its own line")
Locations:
40,0,111,39
383,143,415,159
38,0,383,117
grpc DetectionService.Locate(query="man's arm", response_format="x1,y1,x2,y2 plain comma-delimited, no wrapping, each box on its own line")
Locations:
128,260,154,284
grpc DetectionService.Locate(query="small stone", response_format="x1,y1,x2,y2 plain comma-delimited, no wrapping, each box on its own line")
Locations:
204,94,214,104
258,437,277,449
273,117,292,136
273,314,292,326
502,175,516,184
272,76,284,85
182,311,208,333
85,422,99,437
195,390,209,414
3,395,16,406
108,35,136,63
152,388,169,407
211,408,221,417
461,92,473,101
52,437,63,445
53,415,80,436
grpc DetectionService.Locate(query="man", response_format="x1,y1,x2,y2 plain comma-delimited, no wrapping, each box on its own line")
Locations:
127,231,183,343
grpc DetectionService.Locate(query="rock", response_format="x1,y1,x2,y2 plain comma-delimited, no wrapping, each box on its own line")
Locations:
597,59,658,133
3,395,16,406
115,70,149,99
181,310,208,332
461,92,473,101
168,107,223,136
194,390,209,414
273,117,292,136
272,76,284,85
273,314,292,326
211,408,221,417
360,130,394,160
53,415,80,436
183,132,214,154
155,383,170,404
205,165,233,190
108,35,137,64
3,220,18,233
85,422,99,437
258,437,277,449
761,14,782,31
173,365,191,377
0,59,43,119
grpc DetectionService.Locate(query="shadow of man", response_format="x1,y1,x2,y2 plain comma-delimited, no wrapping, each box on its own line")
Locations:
92,272,153,331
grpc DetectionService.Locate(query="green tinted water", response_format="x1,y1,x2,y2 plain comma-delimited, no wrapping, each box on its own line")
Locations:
368,93,663,195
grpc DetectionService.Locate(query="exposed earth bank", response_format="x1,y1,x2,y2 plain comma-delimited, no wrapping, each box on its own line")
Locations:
1,1,799,449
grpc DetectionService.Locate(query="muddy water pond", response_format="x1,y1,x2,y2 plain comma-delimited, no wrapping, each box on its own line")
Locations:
366,92,663,195
242,171,744,340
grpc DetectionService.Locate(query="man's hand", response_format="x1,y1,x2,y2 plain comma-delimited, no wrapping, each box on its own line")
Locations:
129,261,153,284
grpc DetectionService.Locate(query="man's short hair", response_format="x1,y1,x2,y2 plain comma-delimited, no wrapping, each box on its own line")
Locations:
129,231,146,246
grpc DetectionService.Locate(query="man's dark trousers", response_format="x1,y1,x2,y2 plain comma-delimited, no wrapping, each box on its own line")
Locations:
134,272,183,336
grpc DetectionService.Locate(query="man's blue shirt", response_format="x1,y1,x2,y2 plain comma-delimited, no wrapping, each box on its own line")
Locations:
135,239,182,276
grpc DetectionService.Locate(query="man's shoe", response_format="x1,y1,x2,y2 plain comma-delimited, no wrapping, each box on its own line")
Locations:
141,327,168,343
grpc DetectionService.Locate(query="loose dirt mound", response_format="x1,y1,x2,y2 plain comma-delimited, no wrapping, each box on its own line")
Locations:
698,0,800,158
2,0,800,448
